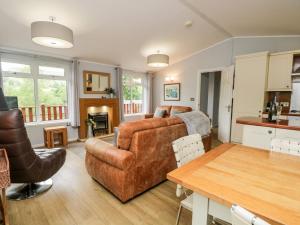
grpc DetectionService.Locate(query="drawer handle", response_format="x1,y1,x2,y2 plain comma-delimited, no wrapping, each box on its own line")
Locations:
268,130,272,134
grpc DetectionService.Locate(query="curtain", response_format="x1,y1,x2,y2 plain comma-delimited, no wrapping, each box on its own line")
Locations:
0,54,3,88
116,67,124,121
145,72,154,113
69,58,80,127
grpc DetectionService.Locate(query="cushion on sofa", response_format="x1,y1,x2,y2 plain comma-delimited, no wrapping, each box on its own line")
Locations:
153,108,166,118
156,106,171,117
170,106,192,117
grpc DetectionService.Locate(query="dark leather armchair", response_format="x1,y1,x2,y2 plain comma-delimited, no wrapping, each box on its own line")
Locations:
0,108,66,200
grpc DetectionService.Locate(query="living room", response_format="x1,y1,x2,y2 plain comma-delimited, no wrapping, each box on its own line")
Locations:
0,0,300,225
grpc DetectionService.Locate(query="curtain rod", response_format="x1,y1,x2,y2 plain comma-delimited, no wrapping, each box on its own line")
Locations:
0,49,73,63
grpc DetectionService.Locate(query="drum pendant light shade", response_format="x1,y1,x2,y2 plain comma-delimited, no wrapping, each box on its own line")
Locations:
147,53,169,68
31,21,74,48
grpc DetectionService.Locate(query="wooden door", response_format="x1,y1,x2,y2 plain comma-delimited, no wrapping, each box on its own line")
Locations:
231,52,269,143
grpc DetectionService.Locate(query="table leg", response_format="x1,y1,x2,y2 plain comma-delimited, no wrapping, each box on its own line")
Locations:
192,193,209,225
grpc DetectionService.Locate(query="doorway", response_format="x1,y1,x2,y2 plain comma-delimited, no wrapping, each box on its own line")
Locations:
197,66,235,144
200,71,221,128
199,71,221,145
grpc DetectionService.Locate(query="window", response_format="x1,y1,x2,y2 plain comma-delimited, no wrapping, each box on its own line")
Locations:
122,71,145,115
1,56,70,123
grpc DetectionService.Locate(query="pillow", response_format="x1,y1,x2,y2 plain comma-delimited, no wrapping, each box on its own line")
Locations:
153,108,166,118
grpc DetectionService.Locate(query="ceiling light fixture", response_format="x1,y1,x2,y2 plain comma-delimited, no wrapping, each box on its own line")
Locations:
147,51,169,68
31,16,74,48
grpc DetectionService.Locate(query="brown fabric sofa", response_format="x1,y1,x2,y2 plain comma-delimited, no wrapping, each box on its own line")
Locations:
145,105,192,118
85,116,211,202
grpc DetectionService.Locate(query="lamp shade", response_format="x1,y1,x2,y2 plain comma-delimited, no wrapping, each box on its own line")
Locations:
31,21,74,48
147,53,169,68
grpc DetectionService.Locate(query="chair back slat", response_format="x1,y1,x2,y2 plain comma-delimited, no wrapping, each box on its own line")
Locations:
270,138,300,156
172,134,204,197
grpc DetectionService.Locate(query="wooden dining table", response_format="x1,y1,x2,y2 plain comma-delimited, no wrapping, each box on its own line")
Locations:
167,143,300,225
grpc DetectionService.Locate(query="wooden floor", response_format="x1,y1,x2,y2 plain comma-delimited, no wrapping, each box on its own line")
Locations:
8,142,194,225
7,133,221,225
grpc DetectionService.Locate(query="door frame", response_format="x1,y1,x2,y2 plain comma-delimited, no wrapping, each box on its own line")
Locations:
196,67,226,111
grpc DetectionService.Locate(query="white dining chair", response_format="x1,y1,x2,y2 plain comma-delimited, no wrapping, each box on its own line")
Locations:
231,205,270,225
270,138,300,156
172,134,205,225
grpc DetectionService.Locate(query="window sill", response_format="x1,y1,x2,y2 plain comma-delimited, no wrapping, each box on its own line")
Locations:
25,119,71,128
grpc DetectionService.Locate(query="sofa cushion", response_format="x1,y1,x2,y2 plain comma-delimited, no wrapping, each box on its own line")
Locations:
157,106,171,117
170,106,192,117
117,117,183,150
153,108,166,118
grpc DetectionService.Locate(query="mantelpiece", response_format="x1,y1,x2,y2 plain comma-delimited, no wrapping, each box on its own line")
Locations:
79,98,120,139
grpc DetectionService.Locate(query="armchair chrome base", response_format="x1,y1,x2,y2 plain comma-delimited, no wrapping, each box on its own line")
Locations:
7,179,53,200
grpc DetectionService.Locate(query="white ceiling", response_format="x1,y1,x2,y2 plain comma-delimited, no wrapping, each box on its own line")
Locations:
0,0,299,71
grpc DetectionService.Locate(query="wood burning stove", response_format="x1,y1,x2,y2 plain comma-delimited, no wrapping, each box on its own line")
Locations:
88,112,108,136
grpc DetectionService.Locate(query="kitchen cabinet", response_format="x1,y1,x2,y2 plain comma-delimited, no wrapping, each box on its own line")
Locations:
267,53,293,91
231,52,269,143
242,125,275,150
242,125,300,150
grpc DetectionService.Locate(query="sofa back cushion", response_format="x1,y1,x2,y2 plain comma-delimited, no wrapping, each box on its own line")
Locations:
129,121,188,193
170,106,192,117
117,117,183,150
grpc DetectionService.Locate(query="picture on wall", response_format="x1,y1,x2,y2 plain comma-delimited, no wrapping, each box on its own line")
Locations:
164,83,180,101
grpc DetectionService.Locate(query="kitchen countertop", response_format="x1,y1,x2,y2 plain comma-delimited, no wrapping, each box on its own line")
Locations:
236,117,300,131
262,112,300,117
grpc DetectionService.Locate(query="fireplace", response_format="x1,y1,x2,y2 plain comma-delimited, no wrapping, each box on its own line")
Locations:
79,98,120,139
88,112,108,136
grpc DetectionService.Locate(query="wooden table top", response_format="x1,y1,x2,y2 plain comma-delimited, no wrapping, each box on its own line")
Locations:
167,144,300,225
236,116,300,131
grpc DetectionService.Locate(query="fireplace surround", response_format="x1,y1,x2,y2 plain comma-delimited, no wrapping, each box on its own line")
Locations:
79,98,120,139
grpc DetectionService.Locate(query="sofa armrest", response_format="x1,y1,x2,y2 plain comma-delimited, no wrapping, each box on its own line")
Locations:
144,113,154,119
85,138,135,170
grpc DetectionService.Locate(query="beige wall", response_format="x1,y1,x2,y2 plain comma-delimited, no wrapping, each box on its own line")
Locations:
153,36,300,110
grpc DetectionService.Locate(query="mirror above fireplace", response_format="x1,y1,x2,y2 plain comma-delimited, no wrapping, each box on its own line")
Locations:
83,70,111,94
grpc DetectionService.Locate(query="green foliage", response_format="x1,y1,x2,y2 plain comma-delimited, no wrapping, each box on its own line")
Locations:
3,77,67,107
3,77,35,106
38,79,67,105
122,76,143,100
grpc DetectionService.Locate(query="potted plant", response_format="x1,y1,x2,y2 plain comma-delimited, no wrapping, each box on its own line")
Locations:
104,88,115,98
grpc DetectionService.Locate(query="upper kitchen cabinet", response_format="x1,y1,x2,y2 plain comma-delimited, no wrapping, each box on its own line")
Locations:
267,52,293,91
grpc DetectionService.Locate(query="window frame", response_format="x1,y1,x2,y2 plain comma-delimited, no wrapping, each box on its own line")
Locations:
1,54,71,124
122,71,146,115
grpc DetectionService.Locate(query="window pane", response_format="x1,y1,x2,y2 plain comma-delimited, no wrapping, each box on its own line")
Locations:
39,66,64,76
38,79,68,121
132,77,142,85
1,62,31,74
122,75,143,115
3,77,36,122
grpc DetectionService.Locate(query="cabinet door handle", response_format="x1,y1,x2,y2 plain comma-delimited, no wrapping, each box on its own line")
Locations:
268,130,272,134
286,85,289,88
